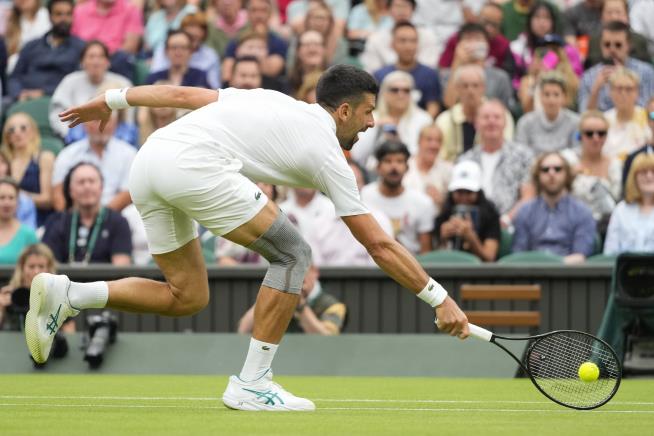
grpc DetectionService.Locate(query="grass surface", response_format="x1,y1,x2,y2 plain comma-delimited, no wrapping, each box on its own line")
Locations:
1,375,652,435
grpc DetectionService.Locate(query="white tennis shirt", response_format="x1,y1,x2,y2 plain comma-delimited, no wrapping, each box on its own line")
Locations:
148,88,369,217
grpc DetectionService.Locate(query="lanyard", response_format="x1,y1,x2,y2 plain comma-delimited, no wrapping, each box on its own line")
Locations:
68,207,106,265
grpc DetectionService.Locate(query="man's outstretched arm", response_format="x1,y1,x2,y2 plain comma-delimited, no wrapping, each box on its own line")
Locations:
342,213,469,338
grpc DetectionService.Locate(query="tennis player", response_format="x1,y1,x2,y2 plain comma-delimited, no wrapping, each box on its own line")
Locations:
25,65,469,411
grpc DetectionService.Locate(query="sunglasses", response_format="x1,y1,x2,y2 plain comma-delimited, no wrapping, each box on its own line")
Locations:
7,124,28,135
602,41,623,49
387,87,411,94
540,165,563,174
582,129,608,138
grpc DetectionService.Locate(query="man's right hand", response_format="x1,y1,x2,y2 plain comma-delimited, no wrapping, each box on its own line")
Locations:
59,93,112,131
435,296,469,339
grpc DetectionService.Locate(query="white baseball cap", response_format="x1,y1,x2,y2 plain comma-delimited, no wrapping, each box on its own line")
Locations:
448,160,482,192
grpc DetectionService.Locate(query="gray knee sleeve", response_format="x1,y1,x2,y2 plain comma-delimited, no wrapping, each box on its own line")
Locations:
246,211,312,294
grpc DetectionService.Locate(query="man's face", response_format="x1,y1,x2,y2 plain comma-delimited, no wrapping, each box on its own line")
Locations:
602,0,628,24
336,93,376,151
540,83,566,115
479,6,502,39
600,30,629,63
392,26,418,64
418,126,442,161
476,102,505,142
231,61,262,89
69,165,103,209
452,189,478,205
215,0,242,17
50,1,73,36
236,38,268,62
85,114,117,145
247,0,271,27
389,0,414,22
457,70,485,106
538,154,568,197
166,33,193,67
377,152,408,189
82,44,110,81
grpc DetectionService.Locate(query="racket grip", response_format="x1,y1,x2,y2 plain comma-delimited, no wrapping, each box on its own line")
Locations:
468,323,493,342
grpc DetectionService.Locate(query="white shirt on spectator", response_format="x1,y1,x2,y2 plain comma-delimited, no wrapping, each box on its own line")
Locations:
122,203,151,265
403,156,453,199
360,27,439,73
603,200,654,255
280,191,336,239
480,150,501,199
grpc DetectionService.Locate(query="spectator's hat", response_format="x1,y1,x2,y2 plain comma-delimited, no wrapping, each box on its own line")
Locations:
449,161,482,192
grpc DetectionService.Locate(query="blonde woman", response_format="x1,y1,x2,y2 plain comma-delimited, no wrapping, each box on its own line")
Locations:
0,112,54,226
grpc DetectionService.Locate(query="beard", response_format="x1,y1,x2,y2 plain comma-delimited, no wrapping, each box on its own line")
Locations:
382,173,403,189
51,22,71,38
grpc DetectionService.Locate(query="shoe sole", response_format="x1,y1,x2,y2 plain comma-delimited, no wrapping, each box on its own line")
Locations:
222,395,315,412
25,274,47,364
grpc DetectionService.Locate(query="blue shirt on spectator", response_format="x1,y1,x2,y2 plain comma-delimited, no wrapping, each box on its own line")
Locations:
8,32,85,100
146,67,211,89
374,64,442,111
512,195,597,257
224,31,288,63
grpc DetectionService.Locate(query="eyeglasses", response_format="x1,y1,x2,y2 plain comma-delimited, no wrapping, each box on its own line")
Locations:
612,85,636,93
582,129,608,138
7,124,28,135
540,165,564,174
602,41,624,49
387,87,411,94
167,44,191,51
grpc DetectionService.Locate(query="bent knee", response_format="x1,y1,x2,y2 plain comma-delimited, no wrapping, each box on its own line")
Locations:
167,284,210,316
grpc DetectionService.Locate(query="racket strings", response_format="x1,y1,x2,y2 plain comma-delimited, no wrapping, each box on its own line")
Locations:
526,332,620,409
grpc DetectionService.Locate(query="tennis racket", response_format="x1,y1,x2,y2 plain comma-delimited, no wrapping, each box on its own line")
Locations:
468,323,622,410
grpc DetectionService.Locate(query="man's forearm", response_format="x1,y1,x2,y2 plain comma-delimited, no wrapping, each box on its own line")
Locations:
126,86,219,110
369,239,430,294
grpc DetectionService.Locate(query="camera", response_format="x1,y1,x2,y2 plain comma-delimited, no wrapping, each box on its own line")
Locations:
84,311,118,369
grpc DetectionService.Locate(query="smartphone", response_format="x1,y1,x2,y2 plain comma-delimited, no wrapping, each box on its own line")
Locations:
601,58,615,66
541,51,559,70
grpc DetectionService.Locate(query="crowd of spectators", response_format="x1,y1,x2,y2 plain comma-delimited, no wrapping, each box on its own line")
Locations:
0,0,653,291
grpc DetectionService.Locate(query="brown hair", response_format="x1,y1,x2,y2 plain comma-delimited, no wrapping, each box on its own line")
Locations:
181,12,208,35
624,152,654,204
531,152,574,195
8,243,57,289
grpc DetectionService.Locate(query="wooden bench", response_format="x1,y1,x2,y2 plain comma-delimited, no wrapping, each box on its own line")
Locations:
460,284,541,329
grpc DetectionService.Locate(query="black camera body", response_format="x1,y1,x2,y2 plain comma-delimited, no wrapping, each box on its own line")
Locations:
84,311,118,369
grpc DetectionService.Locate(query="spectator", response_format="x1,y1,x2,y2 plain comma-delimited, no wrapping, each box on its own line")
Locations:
4,0,50,73
150,12,221,89
359,0,437,74
562,110,621,233
237,264,347,335
629,0,654,59
440,23,514,110
516,72,580,155
436,65,514,162
403,124,452,210
287,29,326,95
146,30,211,88
144,0,197,54
352,70,432,168
512,151,596,264
0,36,6,104
501,0,569,43
604,151,654,255
294,69,321,102
578,21,654,112
221,0,288,84
52,112,136,212
227,31,289,92
279,187,335,246
50,40,133,141
0,149,36,228
565,0,603,48
8,0,84,103
603,67,652,160
71,0,144,79
360,140,435,255
42,162,132,264
206,0,247,58
374,21,441,118
434,160,500,262
458,99,534,220
0,177,38,264
230,56,263,89
347,0,392,43
622,96,654,188
0,112,54,226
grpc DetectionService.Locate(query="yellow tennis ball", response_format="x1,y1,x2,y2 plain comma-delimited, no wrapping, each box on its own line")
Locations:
578,362,600,382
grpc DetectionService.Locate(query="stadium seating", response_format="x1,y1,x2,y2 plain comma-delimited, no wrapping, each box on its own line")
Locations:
416,249,482,265
498,251,564,264
460,284,541,331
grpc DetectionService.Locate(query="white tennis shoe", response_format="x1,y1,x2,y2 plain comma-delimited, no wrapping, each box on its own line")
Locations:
24,273,79,363
222,370,316,411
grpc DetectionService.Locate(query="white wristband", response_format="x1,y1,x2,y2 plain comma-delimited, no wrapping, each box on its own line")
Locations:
105,88,131,110
416,278,448,307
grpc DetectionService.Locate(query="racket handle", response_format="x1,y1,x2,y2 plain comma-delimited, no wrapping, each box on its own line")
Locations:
468,323,493,342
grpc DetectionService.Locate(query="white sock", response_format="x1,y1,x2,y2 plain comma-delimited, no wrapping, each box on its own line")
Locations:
67,281,109,310
239,338,279,382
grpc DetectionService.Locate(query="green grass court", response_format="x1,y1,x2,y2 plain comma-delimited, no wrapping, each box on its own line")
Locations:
2,375,652,435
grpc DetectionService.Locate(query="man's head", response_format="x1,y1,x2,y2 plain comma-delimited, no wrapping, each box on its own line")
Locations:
316,65,378,150
475,99,506,144
532,152,573,197
479,3,503,39
65,162,103,210
600,20,630,64
231,56,263,89
165,30,193,68
388,0,416,22
449,160,482,205
391,21,418,65
417,124,443,163
609,67,640,112
247,0,272,29
539,72,567,118
47,0,74,38
380,70,414,115
236,32,269,62
457,23,490,64
601,0,629,24
453,64,485,107
214,0,242,20
84,108,117,146
81,40,111,83
375,140,410,189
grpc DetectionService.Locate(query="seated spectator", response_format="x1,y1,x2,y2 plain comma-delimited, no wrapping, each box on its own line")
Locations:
1,112,54,226
52,112,136,212
42,162,132,264
226,31,289,93
621,96,654,188
206,0,247,58
435,160,500,262
220,0,288,84
563,111,621,235
8,0,84,103
50,40,133,141
459,100,534,220
4,0,50,73
403,124,452,210
565,0,603,50
436,65,514,162
144,0,196,54
440,23,514,110
146,30,211,88
501,0,569,43
287,29,326,95
230,56,263,90
603,67,652,160
347,0,392,44
287,0,349,40
629,0,654,59
578,21,654,112
150,12,221,89
360,0,437,74
0,177,38,264
279,187,335,245
238,264,347,335
604,151,654,255
360,140,435,255
374,21,441,118
516,72,580,155
512,152,596,264
352,70,432,168
0,150,36,228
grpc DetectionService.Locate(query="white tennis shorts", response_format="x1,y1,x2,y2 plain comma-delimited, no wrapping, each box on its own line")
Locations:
128,138,267,254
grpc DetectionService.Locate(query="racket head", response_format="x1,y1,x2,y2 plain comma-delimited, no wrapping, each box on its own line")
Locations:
523,330,622,410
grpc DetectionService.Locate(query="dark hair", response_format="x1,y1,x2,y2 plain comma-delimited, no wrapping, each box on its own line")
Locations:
232,56,261,75
602,20,630,38
375,140,410,162
63,162,103,210
387,0,416,8
165,29,192,49
392,20,416,35
526,2,559,49
81,40,110,62
458,22,489,42
347,158,369,186
47,0,74,14
316,65,379,111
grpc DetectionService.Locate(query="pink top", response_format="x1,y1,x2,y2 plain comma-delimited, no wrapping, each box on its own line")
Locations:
72,0,144,54
214,9,248,37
